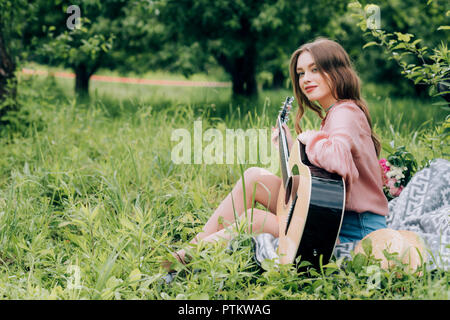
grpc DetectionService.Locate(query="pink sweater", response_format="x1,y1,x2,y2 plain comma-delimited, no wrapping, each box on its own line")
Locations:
299,100,388,216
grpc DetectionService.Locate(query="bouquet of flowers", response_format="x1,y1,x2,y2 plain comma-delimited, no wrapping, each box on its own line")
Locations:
379,144,417,200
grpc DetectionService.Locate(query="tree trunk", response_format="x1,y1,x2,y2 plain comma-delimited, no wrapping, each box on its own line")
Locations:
73,54,104,98
230,63,257,96
437,81,450,103
229,47,258,97
214,35,258,97
0,32,17,120
74,63,90,97
272,68,285,89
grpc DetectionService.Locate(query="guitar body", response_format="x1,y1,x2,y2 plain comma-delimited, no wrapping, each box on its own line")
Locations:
277,139,346,270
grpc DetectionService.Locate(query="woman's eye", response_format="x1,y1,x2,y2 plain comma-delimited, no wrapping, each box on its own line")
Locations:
312,68,318,72
298,72,305,77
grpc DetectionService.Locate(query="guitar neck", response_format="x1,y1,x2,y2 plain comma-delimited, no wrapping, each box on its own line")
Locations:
278,117,290,187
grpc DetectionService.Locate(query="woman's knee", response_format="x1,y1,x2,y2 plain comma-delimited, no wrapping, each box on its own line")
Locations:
243,167,262,183
240,208,278,235
241,167,279,212
242,167,272,188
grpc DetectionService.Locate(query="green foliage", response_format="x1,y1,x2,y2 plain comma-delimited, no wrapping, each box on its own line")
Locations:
0,0,29,59
158,0,346,96
0,73,447,299
382,143,418,178
5,0,445,101
418,116,450,165
0,0,31,119
0,0,447,299
28,0,138,96
350,0,450,106
351,0,449,184
40,17,114,71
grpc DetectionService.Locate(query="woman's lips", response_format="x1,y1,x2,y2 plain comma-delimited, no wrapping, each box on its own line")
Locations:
305,86,317,93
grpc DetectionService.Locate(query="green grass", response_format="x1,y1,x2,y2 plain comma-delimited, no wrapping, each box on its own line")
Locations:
0,72,448,299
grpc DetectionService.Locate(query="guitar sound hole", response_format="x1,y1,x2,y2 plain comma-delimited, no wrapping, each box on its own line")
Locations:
285,165,301,205
289,165,300,203
291,175,300,200
284,177,292,205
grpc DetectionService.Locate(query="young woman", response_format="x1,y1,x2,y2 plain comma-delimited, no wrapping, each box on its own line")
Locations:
163,37,388,271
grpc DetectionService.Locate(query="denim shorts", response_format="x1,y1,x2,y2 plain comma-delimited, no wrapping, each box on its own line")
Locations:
338,211,387,243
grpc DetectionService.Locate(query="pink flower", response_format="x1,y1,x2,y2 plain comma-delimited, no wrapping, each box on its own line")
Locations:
386,178,397,188
379,158,390,173
389,185,404,197
380,158,407,198
386,177,402,197
379,159,390,185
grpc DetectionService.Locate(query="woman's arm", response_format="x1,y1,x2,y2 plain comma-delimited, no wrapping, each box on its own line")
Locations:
297,105,362,186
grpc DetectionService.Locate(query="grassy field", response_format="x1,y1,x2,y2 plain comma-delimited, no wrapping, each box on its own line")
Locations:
0,71,448,299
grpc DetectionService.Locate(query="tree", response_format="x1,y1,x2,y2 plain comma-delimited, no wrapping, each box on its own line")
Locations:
255,0,348,90
35,0,131,97
158,0,345,97
101,1,209,78
41,18,114,96
0,25,16,106
0,0,28,119
22,0,210,97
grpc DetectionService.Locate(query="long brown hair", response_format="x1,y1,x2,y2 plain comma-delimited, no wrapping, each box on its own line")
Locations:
289,37,381,157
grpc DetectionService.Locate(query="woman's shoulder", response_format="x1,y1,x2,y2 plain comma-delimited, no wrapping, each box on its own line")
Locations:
330,100,368,121
326,100,370,132
331,99,361,113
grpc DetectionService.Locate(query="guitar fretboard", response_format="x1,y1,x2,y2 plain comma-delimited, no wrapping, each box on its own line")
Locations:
278,116,290,187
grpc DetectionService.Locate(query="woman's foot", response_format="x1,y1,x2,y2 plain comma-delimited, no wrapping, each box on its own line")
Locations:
161,250,186,272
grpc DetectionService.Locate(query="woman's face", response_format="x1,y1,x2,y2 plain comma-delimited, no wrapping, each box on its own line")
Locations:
296,51,336,109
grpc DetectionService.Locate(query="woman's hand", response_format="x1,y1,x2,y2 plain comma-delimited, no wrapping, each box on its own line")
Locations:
297,130,316,146
271,123,293,150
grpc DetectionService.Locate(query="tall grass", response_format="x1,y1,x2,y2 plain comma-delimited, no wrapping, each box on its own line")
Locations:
0,72,447,299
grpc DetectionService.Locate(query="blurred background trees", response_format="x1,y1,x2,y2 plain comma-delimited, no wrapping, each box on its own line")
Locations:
0,0,29,121
158,0,349,97
29,0,130,97
0,0,448,101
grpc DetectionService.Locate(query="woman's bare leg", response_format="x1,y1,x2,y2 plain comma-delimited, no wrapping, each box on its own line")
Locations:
173,208,279,265
166,168,281,267
193,167,281,243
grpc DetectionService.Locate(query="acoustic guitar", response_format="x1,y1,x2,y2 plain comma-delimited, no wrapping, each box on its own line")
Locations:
275,97,346,270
